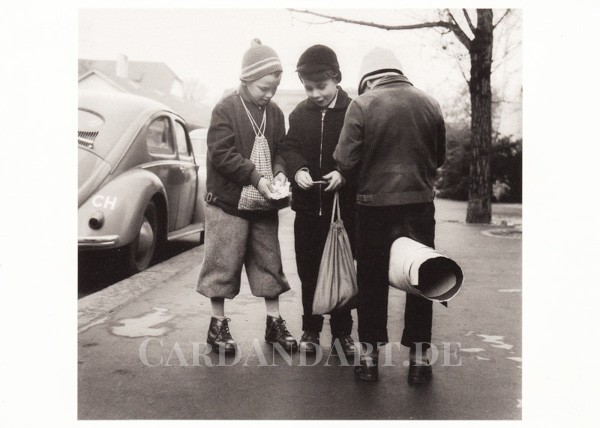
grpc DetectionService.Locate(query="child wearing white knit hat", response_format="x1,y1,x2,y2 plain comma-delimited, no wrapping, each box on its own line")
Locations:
358,47,404,95
334,46,447,385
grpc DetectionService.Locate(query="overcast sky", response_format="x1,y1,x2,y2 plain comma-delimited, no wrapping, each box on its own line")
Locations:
79,8,522,135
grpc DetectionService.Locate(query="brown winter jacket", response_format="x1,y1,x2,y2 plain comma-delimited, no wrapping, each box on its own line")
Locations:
334,74,446,206
205,85,286,217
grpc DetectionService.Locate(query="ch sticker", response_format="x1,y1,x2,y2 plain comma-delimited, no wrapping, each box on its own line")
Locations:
92,195,118,210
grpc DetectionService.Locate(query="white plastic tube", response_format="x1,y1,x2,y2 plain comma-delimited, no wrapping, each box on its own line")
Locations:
388,237,463,302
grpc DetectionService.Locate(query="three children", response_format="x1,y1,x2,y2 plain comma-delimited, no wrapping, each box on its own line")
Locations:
197,41,443,387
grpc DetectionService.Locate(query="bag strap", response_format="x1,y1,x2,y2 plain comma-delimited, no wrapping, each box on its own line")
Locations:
239,95,266,137
330,191,341,223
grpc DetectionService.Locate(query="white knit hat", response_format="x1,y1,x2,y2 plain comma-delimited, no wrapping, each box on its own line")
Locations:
358,47,403,94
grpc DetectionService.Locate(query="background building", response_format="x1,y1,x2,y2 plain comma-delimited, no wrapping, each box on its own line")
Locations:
78,54,211,129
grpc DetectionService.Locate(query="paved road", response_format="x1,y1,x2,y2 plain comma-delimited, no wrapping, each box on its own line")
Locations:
78,199,522,419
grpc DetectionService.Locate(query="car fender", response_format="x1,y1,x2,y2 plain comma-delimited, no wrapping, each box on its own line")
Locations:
189,132,207,228
78,168,168,248
191,168,206,226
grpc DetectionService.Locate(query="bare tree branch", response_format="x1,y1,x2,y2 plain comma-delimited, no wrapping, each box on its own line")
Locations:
446,10,473,50
291,14,336,27
493,9,511,29
456,56,470,84
289,9,454,31
290,8,472,50
463,9,476,34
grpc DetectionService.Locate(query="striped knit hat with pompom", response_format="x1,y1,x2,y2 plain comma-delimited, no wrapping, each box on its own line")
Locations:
240,39,283,82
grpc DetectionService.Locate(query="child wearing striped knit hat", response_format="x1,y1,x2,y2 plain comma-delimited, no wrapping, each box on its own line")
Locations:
197,39,298,356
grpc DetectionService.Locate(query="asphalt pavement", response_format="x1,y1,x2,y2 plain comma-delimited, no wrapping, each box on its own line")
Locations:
78,198,522,420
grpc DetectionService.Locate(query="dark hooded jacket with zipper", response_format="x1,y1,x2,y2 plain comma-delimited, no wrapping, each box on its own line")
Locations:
278,87,356,220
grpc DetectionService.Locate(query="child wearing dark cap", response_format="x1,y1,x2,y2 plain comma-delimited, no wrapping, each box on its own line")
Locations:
278,44,357,357
197,39,297,355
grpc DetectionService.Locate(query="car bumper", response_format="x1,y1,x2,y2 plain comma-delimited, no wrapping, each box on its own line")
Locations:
78,235,120,249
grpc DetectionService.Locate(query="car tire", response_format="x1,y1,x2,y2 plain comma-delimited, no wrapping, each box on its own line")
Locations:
125,200,158,274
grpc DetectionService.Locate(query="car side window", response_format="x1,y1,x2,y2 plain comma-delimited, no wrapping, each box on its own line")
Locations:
174,121,191,157
146,117,174,156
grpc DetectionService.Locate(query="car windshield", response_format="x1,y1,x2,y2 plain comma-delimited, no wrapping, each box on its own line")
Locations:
78,109,105,151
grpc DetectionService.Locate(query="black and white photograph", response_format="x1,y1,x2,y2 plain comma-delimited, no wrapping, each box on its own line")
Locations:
2,0,599,426
76,6,522,420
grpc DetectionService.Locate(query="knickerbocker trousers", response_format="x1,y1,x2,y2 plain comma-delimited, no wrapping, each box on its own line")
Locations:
197,203,290,299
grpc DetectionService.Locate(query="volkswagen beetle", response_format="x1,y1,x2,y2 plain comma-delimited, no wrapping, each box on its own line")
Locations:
78,91,205,274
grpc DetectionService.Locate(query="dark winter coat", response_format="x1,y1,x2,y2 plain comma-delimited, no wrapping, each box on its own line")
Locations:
205,85,286,218
334,74,446,206
278,87,355,218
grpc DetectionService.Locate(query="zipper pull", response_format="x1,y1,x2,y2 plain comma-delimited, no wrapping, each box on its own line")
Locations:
319,184,322,216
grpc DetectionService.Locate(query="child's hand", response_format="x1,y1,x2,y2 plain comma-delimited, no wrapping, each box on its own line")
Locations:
323,171,345,192
295,170,314,190
273,172,287,186
257,177,276,201
271,174,291,200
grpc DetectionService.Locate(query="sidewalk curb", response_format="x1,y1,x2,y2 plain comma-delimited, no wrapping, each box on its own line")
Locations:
78,245,203,332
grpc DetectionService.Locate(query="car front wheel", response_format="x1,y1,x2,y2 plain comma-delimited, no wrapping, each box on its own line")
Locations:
125,200,158,274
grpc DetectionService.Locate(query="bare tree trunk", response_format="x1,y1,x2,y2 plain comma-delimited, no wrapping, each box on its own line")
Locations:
466,9,494,223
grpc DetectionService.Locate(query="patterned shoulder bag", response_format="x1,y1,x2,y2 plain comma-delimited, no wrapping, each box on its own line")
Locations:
238,96,274,211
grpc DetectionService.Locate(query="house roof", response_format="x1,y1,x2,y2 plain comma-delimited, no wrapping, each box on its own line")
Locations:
78,58,211,129
79,59,181,94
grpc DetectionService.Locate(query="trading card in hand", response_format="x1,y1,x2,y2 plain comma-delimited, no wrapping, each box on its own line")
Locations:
271,181,291,200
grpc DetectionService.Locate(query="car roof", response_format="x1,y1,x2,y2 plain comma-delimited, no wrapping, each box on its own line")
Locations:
78,91,188,163
78,90,178,122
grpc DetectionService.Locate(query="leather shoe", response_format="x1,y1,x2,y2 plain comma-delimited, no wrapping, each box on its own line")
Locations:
265,315,298,352
408,351,433,385
354,353,378,382
332,335,357,358
206,317,237,355
299,331,320,353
